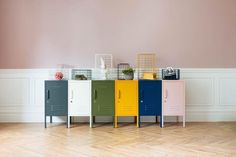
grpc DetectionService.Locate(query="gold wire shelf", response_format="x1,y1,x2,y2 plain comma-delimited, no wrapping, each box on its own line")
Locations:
136,53,159,79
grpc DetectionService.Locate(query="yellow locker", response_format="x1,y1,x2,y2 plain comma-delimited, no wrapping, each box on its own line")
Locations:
115,80,138,128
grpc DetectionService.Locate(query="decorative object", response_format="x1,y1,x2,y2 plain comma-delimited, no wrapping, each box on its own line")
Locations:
71,69,92,80
143,72,157,80
56,64,73,80
117,63,130,80
95,54,113,69
55,72,63,80
95,54,112,80
105,68,117,80
100,57,106,69
122,68,135,80
162,67,180,80
75,74,87,80
136,53,159,79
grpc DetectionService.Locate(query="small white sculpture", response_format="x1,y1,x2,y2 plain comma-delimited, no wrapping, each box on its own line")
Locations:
100,57,106,69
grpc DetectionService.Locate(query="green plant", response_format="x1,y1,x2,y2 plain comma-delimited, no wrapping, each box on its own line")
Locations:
75,74,87,80
122,68,135,75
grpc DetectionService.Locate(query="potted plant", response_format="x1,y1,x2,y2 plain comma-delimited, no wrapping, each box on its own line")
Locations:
122,68,135,80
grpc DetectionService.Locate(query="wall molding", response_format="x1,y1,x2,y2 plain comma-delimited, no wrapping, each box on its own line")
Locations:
0,68,236,122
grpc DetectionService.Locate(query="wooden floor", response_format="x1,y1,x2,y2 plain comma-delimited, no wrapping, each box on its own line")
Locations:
0,122,236,157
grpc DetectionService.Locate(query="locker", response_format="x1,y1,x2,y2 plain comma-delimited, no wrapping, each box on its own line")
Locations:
91,80,115,127
138,80,162,127
68,80,91,128
162,80,185,127
45,80,68,128
115,80,138,128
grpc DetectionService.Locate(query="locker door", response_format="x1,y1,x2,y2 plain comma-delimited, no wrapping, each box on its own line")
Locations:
68,81,91,116
77,81,91,116
92,81,114,116
45,80,68,116
163,81,185,116
139,80,162,116
115,80,138,116
68,81,79,116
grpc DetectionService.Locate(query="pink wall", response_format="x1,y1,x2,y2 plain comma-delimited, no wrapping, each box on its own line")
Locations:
0,0,236,68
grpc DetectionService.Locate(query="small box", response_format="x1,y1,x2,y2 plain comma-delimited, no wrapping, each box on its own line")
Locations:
143,72,157,80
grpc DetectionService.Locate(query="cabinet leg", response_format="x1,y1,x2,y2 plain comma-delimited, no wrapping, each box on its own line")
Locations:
156,116,158,123
134,116,137,123
162,115,164,128
45,116,47,128
93,116,96,124
138,116,140,128
90,116,92,128
50,116,52,123
68,116,70,128
183,115,185,127
159,116,162,128
114,116,118,128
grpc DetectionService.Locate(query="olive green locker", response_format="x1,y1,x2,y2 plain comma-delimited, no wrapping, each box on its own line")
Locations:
91,80,115,127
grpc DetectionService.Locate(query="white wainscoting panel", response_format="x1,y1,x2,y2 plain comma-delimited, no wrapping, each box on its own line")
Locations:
0,78,30,105
185,78,213,106
219,78,236,105
0,68,236,123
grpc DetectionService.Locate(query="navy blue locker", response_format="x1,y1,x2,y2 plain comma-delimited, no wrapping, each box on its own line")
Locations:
138,80,162,127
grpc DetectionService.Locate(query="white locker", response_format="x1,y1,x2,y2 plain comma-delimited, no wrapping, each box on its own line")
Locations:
68,80,91,128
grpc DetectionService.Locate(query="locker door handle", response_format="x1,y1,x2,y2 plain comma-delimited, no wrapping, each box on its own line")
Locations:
47,90,50,99
71,90,74,99
94,90,97,100
118,90,121,99
140,90,144,99
165,89,168,99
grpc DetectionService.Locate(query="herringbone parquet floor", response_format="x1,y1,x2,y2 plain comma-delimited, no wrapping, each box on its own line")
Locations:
0,122,235,157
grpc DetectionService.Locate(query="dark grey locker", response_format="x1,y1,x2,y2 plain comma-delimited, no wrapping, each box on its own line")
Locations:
45,80,68,128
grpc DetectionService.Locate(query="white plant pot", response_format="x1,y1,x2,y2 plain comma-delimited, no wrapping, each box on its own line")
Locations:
124,74,134,80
